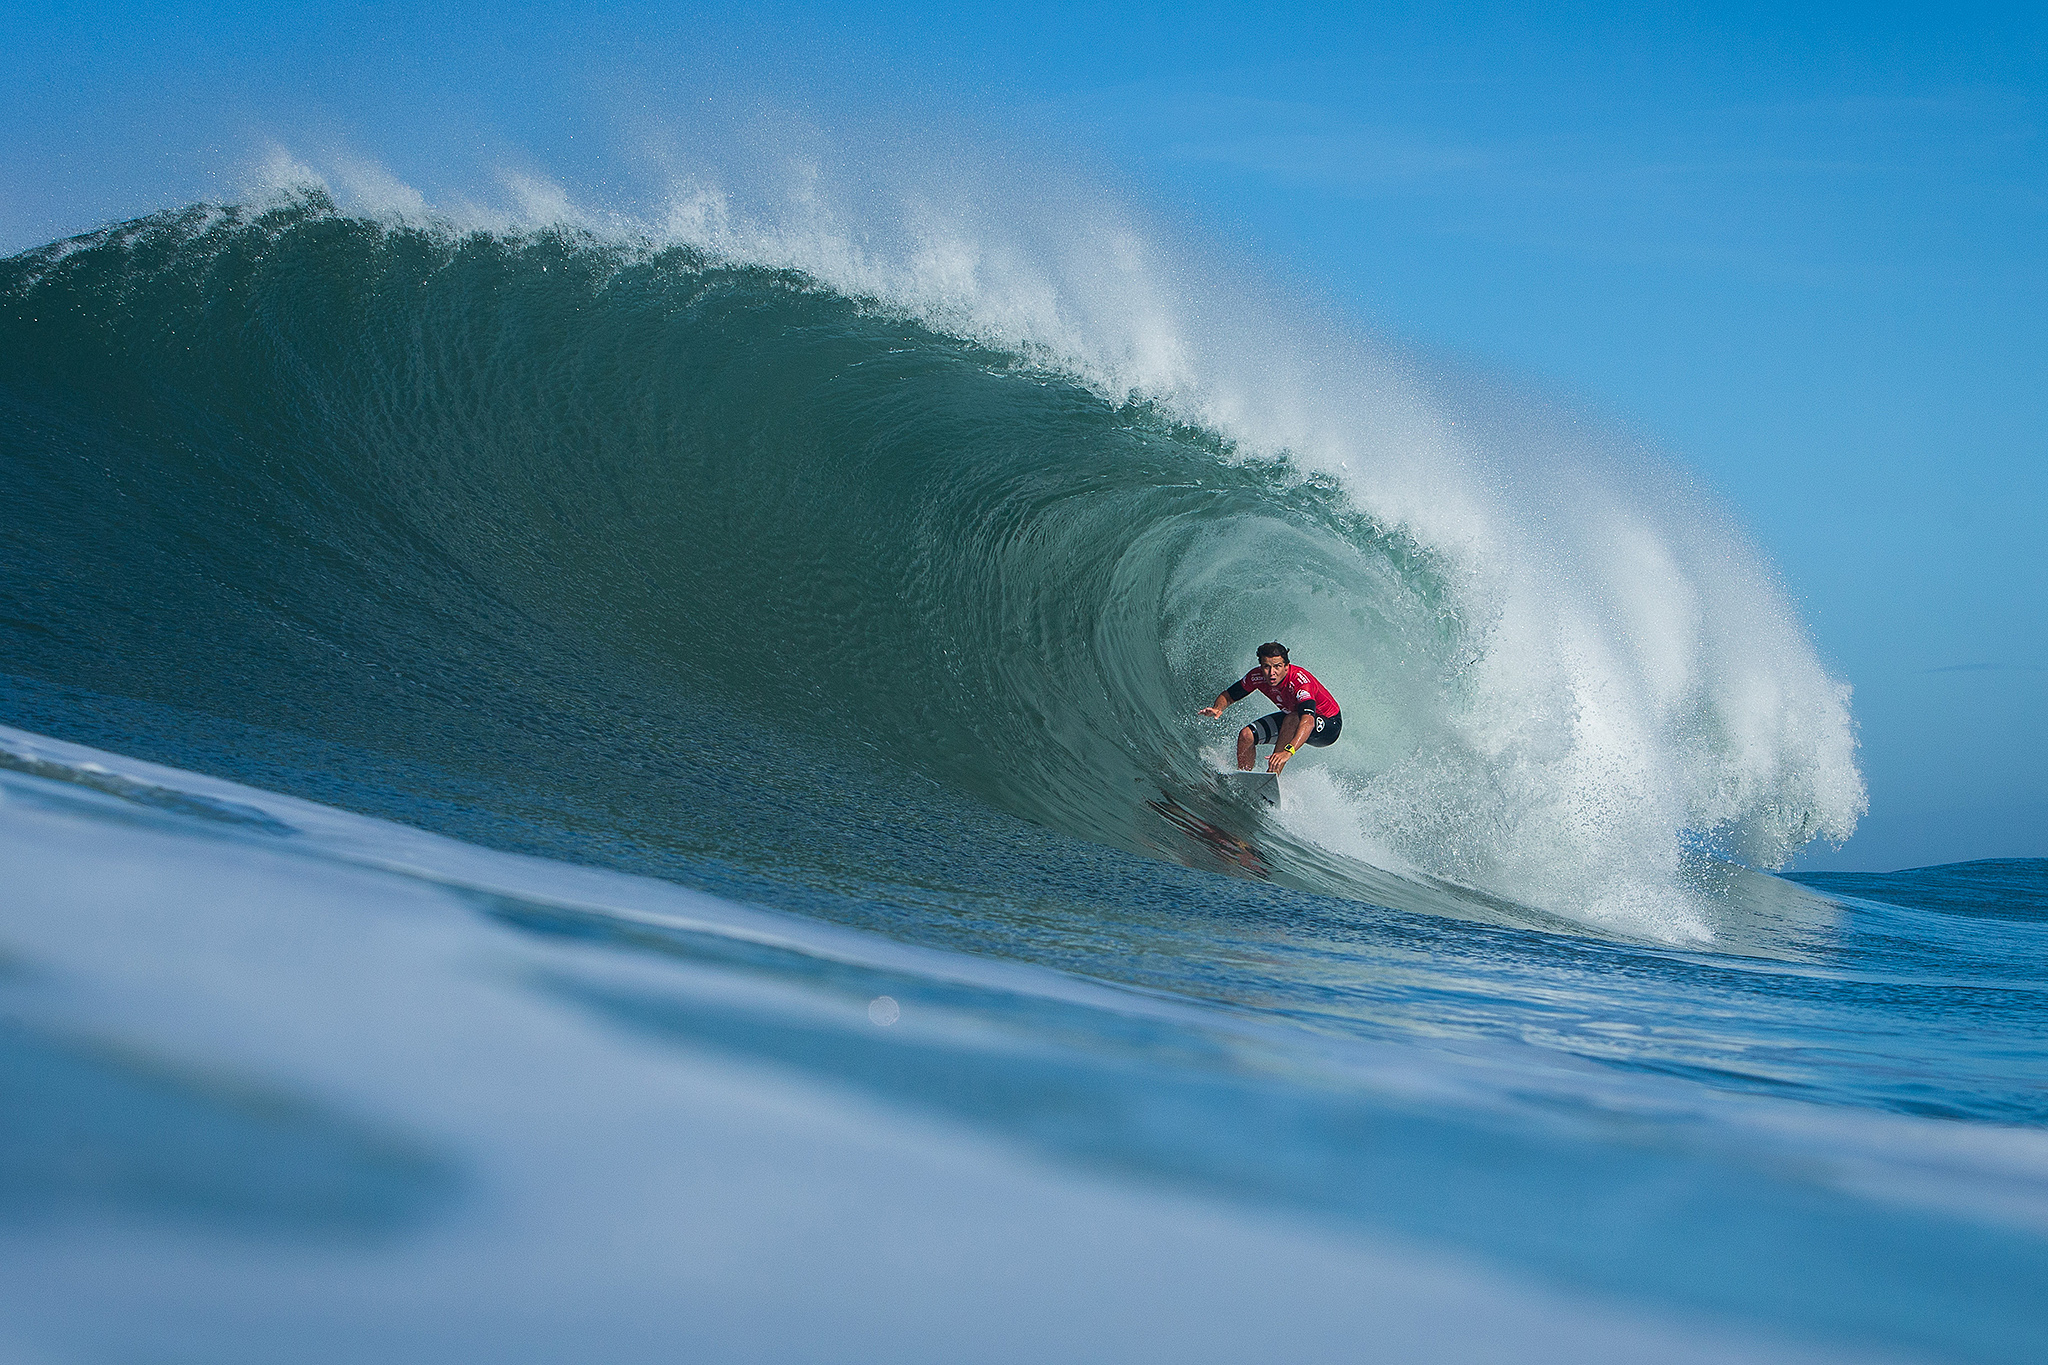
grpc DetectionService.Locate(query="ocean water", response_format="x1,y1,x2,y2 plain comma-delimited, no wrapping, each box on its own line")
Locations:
1,194,2042,1363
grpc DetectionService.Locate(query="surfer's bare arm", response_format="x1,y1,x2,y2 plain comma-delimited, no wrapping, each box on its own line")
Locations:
1267,711,1314,772
1198,691,1234,718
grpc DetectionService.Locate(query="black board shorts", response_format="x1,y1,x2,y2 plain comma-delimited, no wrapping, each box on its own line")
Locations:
1248,710,1342,748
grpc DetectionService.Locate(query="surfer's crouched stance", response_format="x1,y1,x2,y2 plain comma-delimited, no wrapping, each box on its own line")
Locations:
1197,642,1343,774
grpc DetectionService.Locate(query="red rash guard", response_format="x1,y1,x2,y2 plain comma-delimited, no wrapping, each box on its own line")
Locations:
1227,665,1340,717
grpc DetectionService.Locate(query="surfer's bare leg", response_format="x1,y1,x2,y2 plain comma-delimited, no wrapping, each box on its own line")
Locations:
1237,726,1257,770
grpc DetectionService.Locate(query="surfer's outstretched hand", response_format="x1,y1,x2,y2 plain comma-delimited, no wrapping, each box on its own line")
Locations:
1197,705,1223,718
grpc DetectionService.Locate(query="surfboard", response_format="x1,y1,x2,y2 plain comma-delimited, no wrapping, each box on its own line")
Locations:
1224,771,1281,809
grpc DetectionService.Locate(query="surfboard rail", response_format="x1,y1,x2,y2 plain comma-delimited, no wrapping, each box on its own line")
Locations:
1222,770,1281,809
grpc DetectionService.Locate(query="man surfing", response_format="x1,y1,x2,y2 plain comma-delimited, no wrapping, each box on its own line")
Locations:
1197,642,1343,774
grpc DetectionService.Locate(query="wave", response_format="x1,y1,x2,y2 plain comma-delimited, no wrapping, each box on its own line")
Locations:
0,184,1863,941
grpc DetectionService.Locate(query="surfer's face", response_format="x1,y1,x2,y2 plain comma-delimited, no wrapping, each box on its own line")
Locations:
1258,656,1288,684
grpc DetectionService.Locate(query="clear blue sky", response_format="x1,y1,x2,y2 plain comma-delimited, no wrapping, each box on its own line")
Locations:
5,2,2043,870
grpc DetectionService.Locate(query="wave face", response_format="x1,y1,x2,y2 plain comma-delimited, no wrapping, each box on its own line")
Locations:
0,193,1861,941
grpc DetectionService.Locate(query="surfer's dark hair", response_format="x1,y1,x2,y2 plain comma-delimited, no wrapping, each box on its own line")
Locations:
1257,642,1289,662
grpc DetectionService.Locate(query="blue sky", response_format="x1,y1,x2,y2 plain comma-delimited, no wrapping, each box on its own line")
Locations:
5,2,2043,869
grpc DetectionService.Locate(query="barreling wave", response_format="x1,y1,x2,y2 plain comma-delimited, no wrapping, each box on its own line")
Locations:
0,186,1863,941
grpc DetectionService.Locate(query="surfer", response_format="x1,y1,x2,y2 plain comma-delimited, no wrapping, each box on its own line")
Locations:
1198,643,1343,774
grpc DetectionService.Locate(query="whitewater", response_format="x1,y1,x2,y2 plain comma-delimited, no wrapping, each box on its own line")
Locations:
1,166,2042,1363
